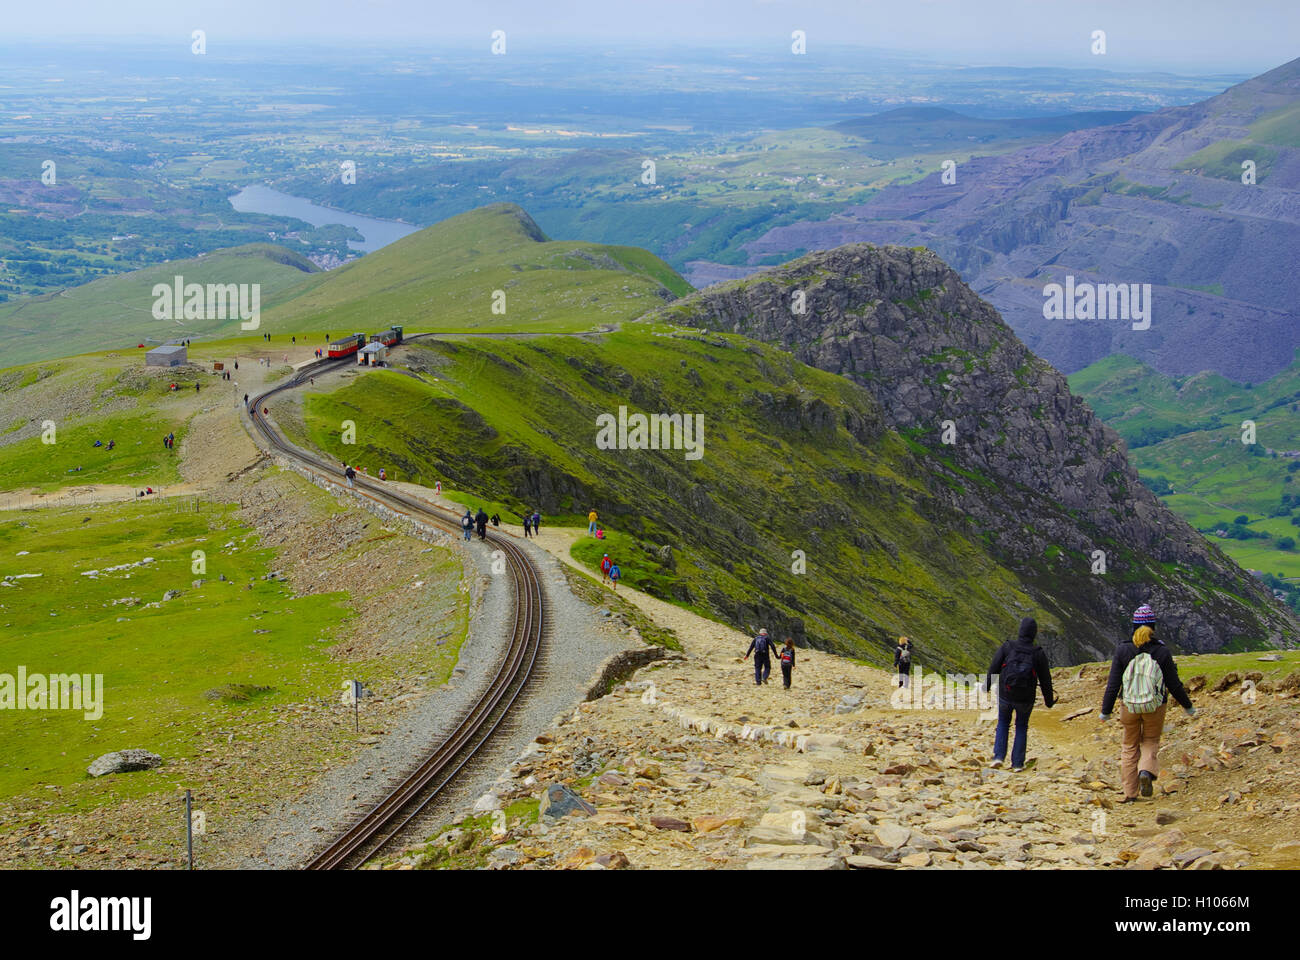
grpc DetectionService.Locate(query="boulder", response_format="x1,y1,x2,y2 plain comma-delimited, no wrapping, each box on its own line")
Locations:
87,749,163,777
539,783,596,819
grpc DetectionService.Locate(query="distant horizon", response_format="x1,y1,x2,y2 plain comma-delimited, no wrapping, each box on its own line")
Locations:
1,0,1292,76
0,37,1281,84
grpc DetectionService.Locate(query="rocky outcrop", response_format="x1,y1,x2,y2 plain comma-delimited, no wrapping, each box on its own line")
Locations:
646,243,1299,659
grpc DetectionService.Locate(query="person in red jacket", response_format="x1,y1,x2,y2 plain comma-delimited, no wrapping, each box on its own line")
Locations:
600,554,612,583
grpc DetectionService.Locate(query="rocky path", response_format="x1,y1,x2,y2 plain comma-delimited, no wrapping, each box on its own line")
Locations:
445,528,1300,871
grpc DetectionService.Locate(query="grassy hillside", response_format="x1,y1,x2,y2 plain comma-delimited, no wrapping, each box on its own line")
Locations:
1071,353,1300,603
259,203,691,336
0,497,348,805
0,244,319,367
287,327,1146,671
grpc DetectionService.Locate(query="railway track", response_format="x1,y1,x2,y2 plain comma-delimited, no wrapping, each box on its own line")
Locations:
246,354,546,870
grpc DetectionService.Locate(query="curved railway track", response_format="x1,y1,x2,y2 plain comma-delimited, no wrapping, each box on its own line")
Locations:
246,354,546,870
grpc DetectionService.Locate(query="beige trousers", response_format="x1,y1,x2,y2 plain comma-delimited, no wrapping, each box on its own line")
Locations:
1119,702,1166,798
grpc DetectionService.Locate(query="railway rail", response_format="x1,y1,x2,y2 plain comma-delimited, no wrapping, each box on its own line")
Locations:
246,354,546,869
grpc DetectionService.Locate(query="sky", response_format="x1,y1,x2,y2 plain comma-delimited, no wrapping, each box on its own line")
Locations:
3,0,1294,74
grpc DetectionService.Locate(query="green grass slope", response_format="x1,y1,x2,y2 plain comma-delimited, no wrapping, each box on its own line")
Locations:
0,498,349,805
259,203,691,335
0,244,319,367
1071,353,1300,605
288,327,1093,672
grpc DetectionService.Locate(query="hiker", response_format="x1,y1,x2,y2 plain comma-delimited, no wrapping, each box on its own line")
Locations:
531,510,541,533
588,509,599,536
378,468,386,481
984,617,1056,772
600,553,612,583
244,393,249,406
745,629,775,686
475,507,489,540
461,510,474,542
521,513,532,538
894,637,913,688
234,361,238,370
779,637,796,689
608,562,621,591
435,481,442,496
93,439,102,447
195,382,200,393
344,464,356,488
107,440,115,451
595,527,605,540
491,513,500,528
1099,604,1196,801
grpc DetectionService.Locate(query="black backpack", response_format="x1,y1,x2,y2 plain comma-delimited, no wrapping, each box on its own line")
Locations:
1001,644,1038,700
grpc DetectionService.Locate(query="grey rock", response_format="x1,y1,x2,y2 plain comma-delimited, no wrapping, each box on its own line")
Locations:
87,749,163,777
538,783,596,819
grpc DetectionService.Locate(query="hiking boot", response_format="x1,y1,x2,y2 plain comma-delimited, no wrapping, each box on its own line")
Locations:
1011,766,1025,773
1139,770,1154,797
989,759,1003,769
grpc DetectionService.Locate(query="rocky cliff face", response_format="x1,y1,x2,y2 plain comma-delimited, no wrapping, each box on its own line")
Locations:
647,243,1299,660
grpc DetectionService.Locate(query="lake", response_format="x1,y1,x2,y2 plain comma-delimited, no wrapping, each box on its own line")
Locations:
228,185,419,253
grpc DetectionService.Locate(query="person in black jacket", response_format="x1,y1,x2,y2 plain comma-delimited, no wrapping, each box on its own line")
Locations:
1099,604,1196,800
475,507,489,540
744,629,775,686
893,637,914,688
984,617,1055,771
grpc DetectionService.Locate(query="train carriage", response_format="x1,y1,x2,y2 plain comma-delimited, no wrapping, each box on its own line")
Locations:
369,325,404,347
328,332,366,358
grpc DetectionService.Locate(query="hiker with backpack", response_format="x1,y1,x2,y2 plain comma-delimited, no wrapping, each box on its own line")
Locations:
600,553,612,583
608,562,621,591
344,464,356,488
984,617,1056,772
779,637,796,690
894,637,914,688
1099,604,1196,801
461,510,474,542
744,628,775,686
475,507,489,540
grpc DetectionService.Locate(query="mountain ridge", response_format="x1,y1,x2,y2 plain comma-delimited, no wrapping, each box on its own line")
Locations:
711,57,1300,381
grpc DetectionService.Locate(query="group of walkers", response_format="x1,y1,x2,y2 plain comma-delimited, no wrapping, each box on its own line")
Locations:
520,509,542,537
743,629,798,689
955,603,1195,798
598,553,622,590
460,508,502,541
162,432,176,450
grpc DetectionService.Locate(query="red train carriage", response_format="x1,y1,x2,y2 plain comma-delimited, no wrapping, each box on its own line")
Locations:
369,325,404,347
328,333,366,358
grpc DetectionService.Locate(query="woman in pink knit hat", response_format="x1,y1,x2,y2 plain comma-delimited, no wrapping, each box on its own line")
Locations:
1098,603,1197,801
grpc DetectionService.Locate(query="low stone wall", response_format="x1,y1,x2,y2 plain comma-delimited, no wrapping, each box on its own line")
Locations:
583,646,677,701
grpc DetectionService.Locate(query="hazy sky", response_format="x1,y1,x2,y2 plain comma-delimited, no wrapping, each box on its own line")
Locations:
5,0,1294,73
